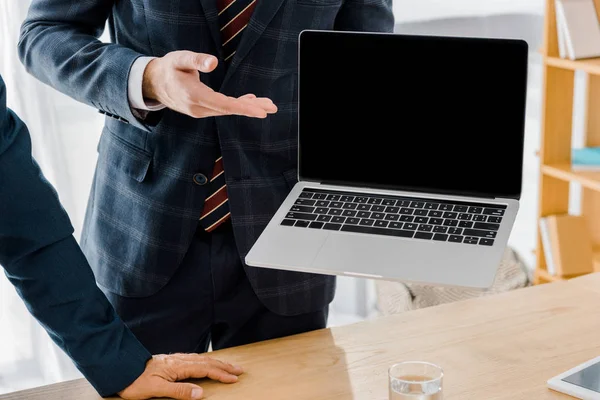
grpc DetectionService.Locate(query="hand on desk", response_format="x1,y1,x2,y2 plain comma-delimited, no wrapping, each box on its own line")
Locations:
118,353,243,400
142,50,277,119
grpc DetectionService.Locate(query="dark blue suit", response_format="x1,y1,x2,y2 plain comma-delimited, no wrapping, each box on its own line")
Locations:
18,0,394,352
0,75,151,396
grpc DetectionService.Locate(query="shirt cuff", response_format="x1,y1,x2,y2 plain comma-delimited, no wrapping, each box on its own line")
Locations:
128,56,166,112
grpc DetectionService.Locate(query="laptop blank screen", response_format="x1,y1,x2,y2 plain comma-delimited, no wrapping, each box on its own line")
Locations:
298,31,527,199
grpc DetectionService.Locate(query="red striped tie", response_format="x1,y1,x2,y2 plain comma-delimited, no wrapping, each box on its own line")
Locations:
199,156,230,232
217,0,258,62
200,0,257,232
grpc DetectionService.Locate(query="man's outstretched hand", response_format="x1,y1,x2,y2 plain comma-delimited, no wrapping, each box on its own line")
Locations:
118,353,244,400
142,50,277,119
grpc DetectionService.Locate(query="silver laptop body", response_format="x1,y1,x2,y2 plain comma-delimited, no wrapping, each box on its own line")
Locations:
246,30,528,289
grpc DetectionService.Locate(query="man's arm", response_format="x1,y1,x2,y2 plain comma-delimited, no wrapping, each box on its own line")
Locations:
17,0,276,126
17,0,151,130
0,76,244,399
334,0,395,33
0,77,151,396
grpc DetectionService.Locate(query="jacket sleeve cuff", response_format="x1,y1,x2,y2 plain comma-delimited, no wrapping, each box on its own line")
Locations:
82,330,152,397
109,49,162,132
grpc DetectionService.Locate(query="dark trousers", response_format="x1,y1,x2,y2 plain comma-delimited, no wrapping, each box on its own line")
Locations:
105,221,328,354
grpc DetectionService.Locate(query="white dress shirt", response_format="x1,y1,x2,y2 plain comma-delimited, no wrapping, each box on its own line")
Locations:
128,56,166,114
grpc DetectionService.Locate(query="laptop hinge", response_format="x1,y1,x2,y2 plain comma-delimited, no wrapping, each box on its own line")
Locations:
316,180,501,200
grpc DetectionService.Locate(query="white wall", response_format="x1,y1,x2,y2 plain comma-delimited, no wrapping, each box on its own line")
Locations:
393,0,544,24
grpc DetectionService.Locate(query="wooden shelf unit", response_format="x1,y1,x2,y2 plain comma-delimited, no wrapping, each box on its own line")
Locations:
541,164,600,191
545,56,600,75
535,0,600,284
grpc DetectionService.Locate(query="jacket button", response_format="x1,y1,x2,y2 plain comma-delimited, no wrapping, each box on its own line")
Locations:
193,173,208,185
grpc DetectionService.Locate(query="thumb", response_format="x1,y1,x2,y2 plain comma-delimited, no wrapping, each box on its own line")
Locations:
174,50,218,73
158,381,204,400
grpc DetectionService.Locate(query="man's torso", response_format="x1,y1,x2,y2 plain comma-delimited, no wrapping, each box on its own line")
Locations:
82,0,387,315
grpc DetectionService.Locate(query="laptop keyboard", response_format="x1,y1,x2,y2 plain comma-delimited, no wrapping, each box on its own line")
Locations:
281,188,505,246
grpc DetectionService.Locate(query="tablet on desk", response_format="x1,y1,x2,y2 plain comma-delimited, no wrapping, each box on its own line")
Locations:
548,356,600,399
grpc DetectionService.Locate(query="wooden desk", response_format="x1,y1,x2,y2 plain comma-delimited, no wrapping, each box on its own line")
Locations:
3,273,600,400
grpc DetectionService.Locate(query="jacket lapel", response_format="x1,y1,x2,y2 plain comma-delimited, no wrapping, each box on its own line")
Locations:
222,0,286,87
198,0,225,58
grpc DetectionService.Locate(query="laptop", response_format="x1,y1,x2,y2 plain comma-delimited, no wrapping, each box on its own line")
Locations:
245,30,528,289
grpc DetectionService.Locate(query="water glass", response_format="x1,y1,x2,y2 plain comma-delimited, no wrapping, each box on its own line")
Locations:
389,361,443,400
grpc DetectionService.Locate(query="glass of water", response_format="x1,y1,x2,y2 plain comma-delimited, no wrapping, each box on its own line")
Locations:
389,361,443,400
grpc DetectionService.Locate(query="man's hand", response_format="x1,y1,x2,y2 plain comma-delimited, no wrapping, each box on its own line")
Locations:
142,50,277,119
118,353,244,400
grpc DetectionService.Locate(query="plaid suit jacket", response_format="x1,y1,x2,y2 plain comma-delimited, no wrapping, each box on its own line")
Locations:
18,0,394,316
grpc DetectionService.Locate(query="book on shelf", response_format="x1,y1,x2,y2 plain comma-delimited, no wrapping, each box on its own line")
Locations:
556,1,568,58
539,214,594,276
593,252,600,273
572,146,600,170
555,0,600,60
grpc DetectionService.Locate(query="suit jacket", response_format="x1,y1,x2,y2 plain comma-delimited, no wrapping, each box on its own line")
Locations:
0,75,151,396
18,0,394,315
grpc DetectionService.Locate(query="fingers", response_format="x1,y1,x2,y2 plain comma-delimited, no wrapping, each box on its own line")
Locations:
156,381,204,400
182,76,277,118
202,92,278,117
173,360,241,383
174,50,218,73
241,96,278,113
187,105,227,118
186,99,276,119
171,353,243,375
206,358,244,376
197,90,269,118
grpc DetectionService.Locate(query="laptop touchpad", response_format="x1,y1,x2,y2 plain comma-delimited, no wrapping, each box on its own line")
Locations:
311,233,458,284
